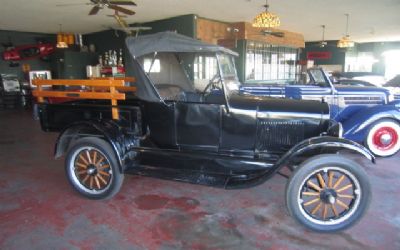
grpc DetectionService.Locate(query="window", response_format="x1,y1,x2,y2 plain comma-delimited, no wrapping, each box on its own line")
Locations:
345,52,377,73
245,41,298,82
143,58,161,73
194,55,218,80
383,50,400,80
193,55,219,91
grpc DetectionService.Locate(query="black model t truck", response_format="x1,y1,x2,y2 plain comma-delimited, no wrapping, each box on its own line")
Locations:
34,32,374,232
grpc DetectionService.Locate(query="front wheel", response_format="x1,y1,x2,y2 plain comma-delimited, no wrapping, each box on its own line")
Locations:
65,137,124,200
365,119,400,157
285,154,371,232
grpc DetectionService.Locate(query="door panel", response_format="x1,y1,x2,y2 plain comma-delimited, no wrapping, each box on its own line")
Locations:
220,108,257,151
144,101,177,148
175,102,220,150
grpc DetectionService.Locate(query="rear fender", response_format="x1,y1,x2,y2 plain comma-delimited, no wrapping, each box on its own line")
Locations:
342,104,400,142
54,121,132,171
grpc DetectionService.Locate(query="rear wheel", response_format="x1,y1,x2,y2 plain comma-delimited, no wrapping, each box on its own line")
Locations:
366,119,400,157
65,137,124,200
286,155,371,232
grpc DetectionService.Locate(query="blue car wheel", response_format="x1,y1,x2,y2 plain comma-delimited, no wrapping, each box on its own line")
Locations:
365,119,400,157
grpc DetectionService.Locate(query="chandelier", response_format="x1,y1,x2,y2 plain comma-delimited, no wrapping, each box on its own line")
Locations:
337,14,355,48
252,0,281,28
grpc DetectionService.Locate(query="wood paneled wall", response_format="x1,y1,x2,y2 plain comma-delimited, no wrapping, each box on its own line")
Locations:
234,22,305,48
196,18,231,44
196,17,305,48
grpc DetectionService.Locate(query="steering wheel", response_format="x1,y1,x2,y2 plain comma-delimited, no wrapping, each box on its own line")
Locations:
202,73,222,96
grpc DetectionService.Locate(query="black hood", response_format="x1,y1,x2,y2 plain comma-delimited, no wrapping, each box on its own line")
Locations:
227,94,331,153
229,93,330,118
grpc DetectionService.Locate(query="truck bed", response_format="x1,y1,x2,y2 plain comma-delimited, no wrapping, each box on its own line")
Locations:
32,77,141,134
38,100,142,134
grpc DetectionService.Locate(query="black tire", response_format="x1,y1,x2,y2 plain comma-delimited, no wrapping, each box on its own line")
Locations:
285,154,371,232
65,137,124,200
365,119,400,157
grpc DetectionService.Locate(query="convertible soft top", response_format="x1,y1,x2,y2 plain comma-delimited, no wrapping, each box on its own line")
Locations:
125,31,238,58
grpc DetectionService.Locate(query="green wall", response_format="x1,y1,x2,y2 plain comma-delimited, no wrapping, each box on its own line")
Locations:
83,15,197,77
84,29,126,56
138,14,196,37
83,29,128,73
301,41,400,73
357,41,400,55
301,41,347,66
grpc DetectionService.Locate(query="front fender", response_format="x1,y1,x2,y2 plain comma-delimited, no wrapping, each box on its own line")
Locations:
342,104,400,142
274,136,375,169
226,136,374,189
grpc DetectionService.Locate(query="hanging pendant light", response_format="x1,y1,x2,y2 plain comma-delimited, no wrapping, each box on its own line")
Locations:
252,0,281,28
319,25,327,47
337,14,355,48
56,24,68,49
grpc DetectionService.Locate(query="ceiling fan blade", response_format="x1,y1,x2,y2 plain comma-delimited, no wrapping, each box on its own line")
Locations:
89,5,101,15
262,30,285,37
56,3,88,7
109,0,136,6
108,4,135,15
271,32,284,38
107,14,127,18
118,18,129,28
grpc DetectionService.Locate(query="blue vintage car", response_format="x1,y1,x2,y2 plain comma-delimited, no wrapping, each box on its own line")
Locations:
240,68,400,157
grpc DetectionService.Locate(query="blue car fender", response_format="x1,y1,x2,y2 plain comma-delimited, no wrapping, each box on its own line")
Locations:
342,104,400,143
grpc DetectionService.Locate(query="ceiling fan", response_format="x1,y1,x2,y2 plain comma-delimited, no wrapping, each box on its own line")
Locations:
309,25,336,48
262,29,284,37
107,11,151,36
107,11,130,33
245,29,285,38
56,0,136,16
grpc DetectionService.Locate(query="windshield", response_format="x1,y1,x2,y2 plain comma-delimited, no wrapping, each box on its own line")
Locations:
217,53,240,94
308,68,331,87
218,54,237,79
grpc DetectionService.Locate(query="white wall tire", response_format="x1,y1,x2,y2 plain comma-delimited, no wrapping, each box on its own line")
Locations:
366,119,400,157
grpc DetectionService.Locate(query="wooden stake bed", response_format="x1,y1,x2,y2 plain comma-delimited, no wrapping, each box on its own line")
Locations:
32,77,136,120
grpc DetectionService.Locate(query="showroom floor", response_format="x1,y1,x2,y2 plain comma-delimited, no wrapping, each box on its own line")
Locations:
0,109,399,250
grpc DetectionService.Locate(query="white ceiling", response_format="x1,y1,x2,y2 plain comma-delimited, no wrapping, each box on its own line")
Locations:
0,0,400,42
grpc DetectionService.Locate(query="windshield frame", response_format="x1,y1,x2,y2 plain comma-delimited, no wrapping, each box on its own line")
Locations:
308,68,335,90
216,53,241,111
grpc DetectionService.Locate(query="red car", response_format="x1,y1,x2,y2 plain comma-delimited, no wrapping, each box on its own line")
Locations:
2,43,55,61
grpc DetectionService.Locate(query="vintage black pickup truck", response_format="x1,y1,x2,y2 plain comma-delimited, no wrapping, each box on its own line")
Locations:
34,32,374,232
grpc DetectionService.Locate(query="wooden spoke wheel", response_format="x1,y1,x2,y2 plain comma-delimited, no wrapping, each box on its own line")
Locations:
298,167,361,225
286,155,371,232
65,137,124,200
72,147,113,193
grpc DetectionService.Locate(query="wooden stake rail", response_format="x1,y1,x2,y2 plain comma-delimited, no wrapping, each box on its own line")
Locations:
32,77,136,120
